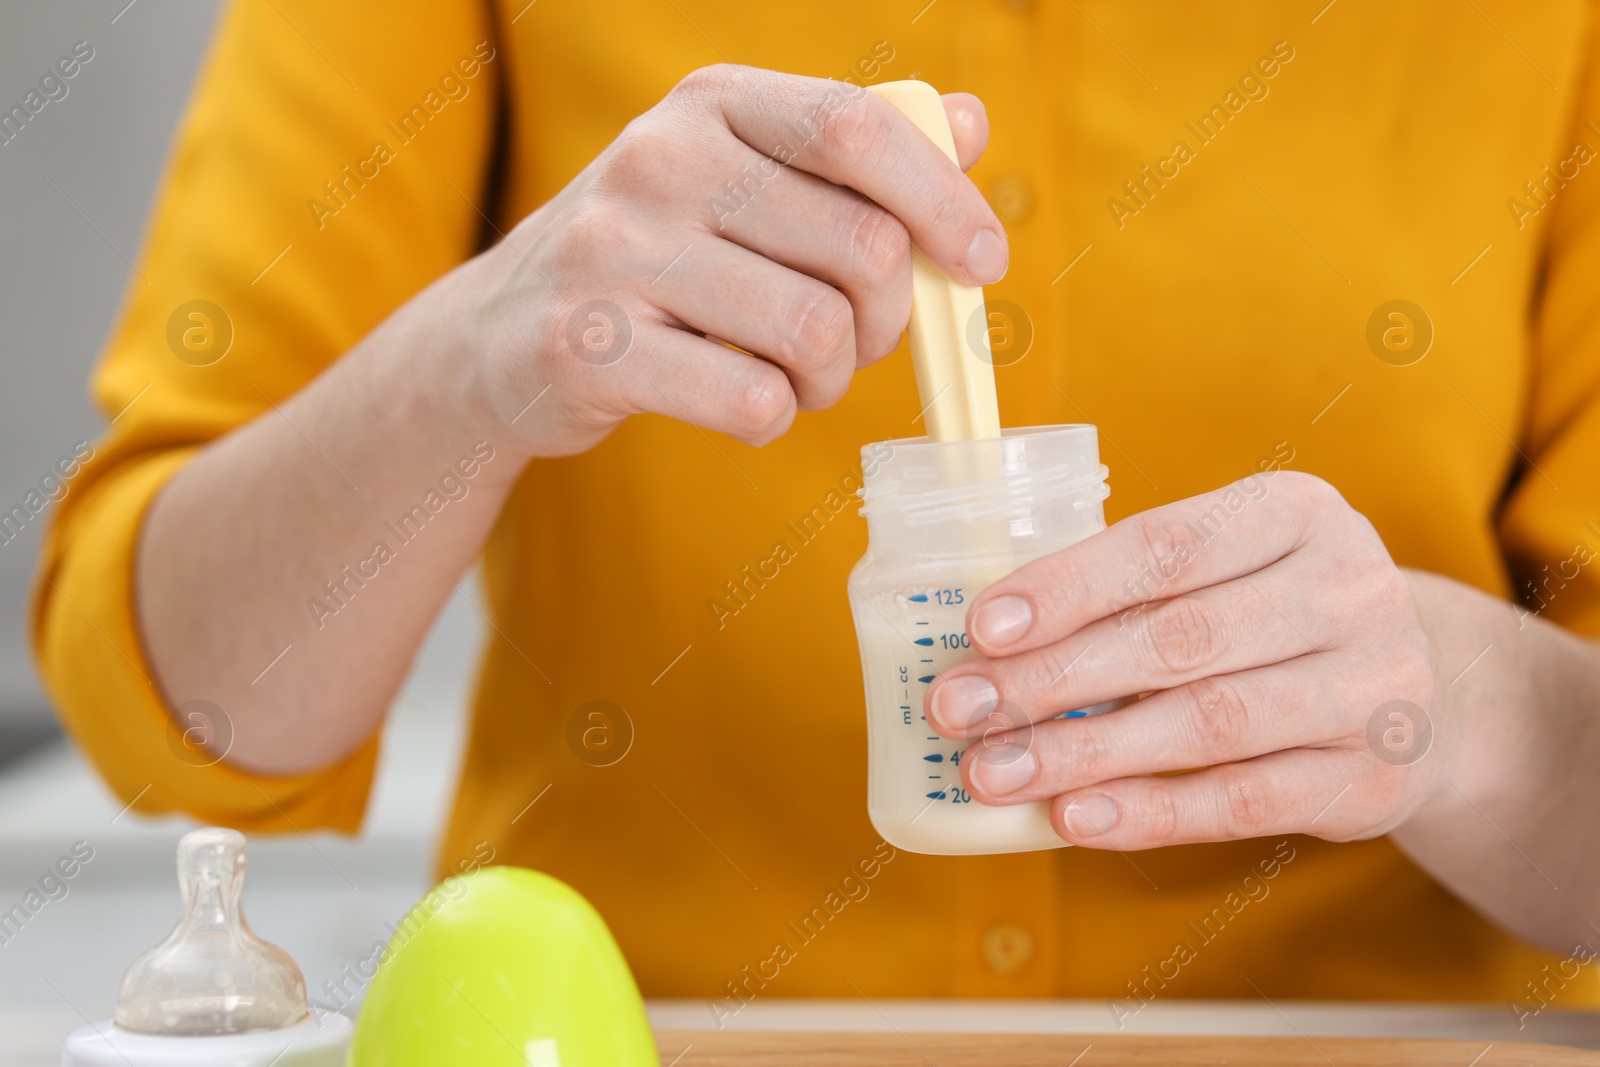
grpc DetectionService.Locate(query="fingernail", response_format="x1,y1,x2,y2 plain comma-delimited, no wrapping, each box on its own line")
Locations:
974,595,1032,647
1064,794,1118,837
965,228,1008,284
972,744,1036,796
932,675,998,731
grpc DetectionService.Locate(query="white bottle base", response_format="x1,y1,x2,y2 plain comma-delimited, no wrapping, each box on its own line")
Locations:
61,1013,352,1066
870,800,1070,856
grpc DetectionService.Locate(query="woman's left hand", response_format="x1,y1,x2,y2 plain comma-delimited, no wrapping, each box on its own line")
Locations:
924,469,1457,849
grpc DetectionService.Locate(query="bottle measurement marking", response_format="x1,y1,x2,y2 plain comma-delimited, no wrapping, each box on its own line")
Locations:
896,588,983,809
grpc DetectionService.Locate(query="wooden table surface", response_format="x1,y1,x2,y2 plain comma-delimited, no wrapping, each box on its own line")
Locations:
655,1030,1600,1065
9,1002,1600,1067
646,999,1600,1052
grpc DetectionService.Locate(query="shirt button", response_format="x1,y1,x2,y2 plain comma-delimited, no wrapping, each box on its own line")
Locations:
981,922,1034,974
988,176,1034,225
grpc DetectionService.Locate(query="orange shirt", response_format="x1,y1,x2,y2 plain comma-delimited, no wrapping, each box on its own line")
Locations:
33,0,1600,1006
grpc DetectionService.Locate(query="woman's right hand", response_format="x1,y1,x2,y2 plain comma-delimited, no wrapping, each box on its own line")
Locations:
463,65,1008,457
124,68,1006,779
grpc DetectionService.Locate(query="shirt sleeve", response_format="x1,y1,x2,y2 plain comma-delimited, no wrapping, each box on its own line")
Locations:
29,0,501,832
1497,11,1600,639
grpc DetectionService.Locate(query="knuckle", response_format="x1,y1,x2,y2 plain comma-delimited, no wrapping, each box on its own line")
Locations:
1029,645,1081,701
1030,558,1097,629
734,368,792,438
605,123,654,169
784,289,853,367
1136,512,1203,586
1222,770,1274,836
841,205,911,283
1184,676,1252,757
670,63,736,101
555,202,632,270
1275,470,1355,552
600,121,682,192
1140,787,1181,844
1061,723,1114,787
927,189,965,235
1391,655,1437,711
1365,564,1413,621
1144,596,1224,674
1371,549,1410,597
1282,470,1344,511
818,92,888,173
1326,530,1408,627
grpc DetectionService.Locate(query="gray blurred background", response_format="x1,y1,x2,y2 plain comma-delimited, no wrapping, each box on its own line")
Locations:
0,2,223,753
0,3,480,1057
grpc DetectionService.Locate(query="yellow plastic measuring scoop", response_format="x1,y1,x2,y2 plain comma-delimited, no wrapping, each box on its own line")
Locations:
867,79,1002,443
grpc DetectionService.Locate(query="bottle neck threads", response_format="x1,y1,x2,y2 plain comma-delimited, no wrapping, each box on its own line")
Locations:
856,425,1110,564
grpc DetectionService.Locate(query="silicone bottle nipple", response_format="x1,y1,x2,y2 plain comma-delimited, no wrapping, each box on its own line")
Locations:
114,827,309,1036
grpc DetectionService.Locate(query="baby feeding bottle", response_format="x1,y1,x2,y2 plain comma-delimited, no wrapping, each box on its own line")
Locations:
61,827,352,1066
849,82,1115,855
848,427,1111,854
